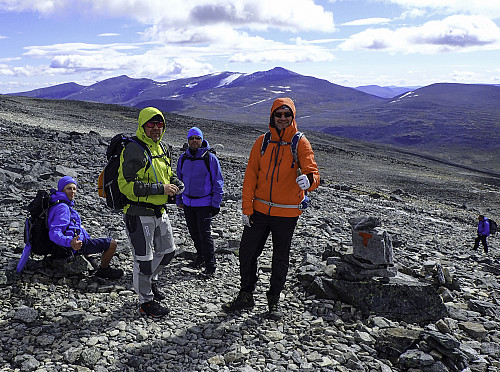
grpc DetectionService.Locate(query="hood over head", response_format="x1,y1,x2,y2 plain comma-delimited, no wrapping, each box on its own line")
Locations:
269,97,298,138
136,107,166,144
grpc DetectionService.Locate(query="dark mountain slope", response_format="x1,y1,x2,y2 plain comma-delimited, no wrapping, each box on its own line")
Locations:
64,75,159,104
11,82,84,99
7,71,500,174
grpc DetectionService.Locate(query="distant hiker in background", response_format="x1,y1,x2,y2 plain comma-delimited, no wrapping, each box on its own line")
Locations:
118,107,184,317
473,214,490,254
48,176,124,279
176,127,224,279
222,97,320,320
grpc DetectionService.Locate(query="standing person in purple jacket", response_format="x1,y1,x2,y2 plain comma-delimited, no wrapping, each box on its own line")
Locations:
473,214,490,253
48,176,124,279
176,127,224,278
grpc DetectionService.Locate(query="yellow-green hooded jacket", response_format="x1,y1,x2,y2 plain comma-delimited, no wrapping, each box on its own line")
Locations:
118,107,183,216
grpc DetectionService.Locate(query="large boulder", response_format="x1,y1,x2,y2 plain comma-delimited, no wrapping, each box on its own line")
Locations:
307,271,448,323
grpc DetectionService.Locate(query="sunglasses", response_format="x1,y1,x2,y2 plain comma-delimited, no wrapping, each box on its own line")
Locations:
145,121,165,128
273,111,293,118
188,136,202,140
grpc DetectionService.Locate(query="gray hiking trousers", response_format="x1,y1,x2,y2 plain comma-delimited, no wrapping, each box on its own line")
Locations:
124,212,176,304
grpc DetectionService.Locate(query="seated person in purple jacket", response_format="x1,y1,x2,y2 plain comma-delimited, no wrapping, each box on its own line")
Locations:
47,176,123,279
176,127,224,278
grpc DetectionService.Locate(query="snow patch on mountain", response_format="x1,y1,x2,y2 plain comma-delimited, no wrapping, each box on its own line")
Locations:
216,74,243,88
390,91,418,104
184,83,198,88
242,98,272,107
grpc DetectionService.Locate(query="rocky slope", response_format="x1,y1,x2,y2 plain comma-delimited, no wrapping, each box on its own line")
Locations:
0,95,500,371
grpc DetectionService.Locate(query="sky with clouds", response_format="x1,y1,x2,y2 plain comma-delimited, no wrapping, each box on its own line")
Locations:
0,0,499,93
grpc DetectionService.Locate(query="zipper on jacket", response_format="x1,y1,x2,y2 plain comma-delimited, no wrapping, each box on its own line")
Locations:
267,132,285,214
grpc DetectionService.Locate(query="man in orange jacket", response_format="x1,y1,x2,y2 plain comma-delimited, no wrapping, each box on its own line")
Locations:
222,97,320,319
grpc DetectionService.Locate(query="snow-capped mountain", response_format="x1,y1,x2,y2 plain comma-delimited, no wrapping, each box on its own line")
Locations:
8,68,500,175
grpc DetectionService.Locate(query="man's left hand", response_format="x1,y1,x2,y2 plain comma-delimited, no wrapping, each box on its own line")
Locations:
163,184,179,196
296,174,310,190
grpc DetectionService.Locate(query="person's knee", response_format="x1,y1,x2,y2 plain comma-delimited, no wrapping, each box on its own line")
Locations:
160,251,175,266
107,239,117,254
138,260,153,275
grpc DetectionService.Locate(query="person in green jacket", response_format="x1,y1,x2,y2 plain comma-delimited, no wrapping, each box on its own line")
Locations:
118,107,184,317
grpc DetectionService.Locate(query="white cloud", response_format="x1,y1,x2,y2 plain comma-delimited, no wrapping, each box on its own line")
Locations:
23,42,139,59
0,0,335,32
342,18,392,26
98,33,119,37
0,57,20,62
449,70,481,83
0,63,53,77
229,49,334,63
385,0,500,19
339,15,500,53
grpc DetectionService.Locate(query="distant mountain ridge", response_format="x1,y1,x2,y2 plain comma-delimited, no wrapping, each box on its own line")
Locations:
355,85,419,98
8,67,500,175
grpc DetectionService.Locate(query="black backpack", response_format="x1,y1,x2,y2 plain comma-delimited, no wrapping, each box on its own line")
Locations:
17,190,70,272
98,134,172,211
489,219,498,236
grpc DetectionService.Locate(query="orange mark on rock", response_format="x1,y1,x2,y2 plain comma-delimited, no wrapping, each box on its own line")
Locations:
359,232,373,247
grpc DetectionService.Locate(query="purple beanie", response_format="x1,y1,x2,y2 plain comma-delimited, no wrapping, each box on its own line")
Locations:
58,176,77,192
187,127,203,141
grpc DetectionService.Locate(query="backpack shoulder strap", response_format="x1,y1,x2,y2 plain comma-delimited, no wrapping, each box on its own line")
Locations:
260,131,272,156
290,131,304,168
179,150,213,185
180,153,187,170
158,141,172,167
202,150,213,185
130,136,153,160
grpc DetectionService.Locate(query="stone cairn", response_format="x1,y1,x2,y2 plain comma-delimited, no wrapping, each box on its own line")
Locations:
330,216,397,281
304,215,448,324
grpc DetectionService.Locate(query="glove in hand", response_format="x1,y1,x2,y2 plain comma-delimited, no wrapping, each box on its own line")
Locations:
296,174,310,190
242,214,253,227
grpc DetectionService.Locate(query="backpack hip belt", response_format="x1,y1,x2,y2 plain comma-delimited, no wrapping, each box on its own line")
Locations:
127,199,166,218
183,192,213,200
255,197,304,210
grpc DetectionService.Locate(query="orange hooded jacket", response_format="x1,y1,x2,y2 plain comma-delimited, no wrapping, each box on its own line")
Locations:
242,98,320,217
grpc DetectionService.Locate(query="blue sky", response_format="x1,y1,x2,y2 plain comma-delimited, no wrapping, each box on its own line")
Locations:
1,0,499,93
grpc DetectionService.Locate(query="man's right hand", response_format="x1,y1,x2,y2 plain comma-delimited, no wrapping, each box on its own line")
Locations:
163,184,179,196
71,236,83,250
242,214,253,227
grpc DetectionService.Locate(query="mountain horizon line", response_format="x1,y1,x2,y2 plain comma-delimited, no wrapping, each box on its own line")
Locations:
8,66,500,100
5,66,500,176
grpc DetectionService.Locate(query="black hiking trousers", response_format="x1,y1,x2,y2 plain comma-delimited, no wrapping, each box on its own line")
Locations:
183,205,215,270
239,211,298,296
474,234,488,253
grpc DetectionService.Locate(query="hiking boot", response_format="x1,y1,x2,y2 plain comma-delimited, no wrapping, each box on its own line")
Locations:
86,255,101,271
222,291,255,312
95,266,124,280
152,282,166,302
267,293,283,320
139,301,169,317
190,255,205,269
